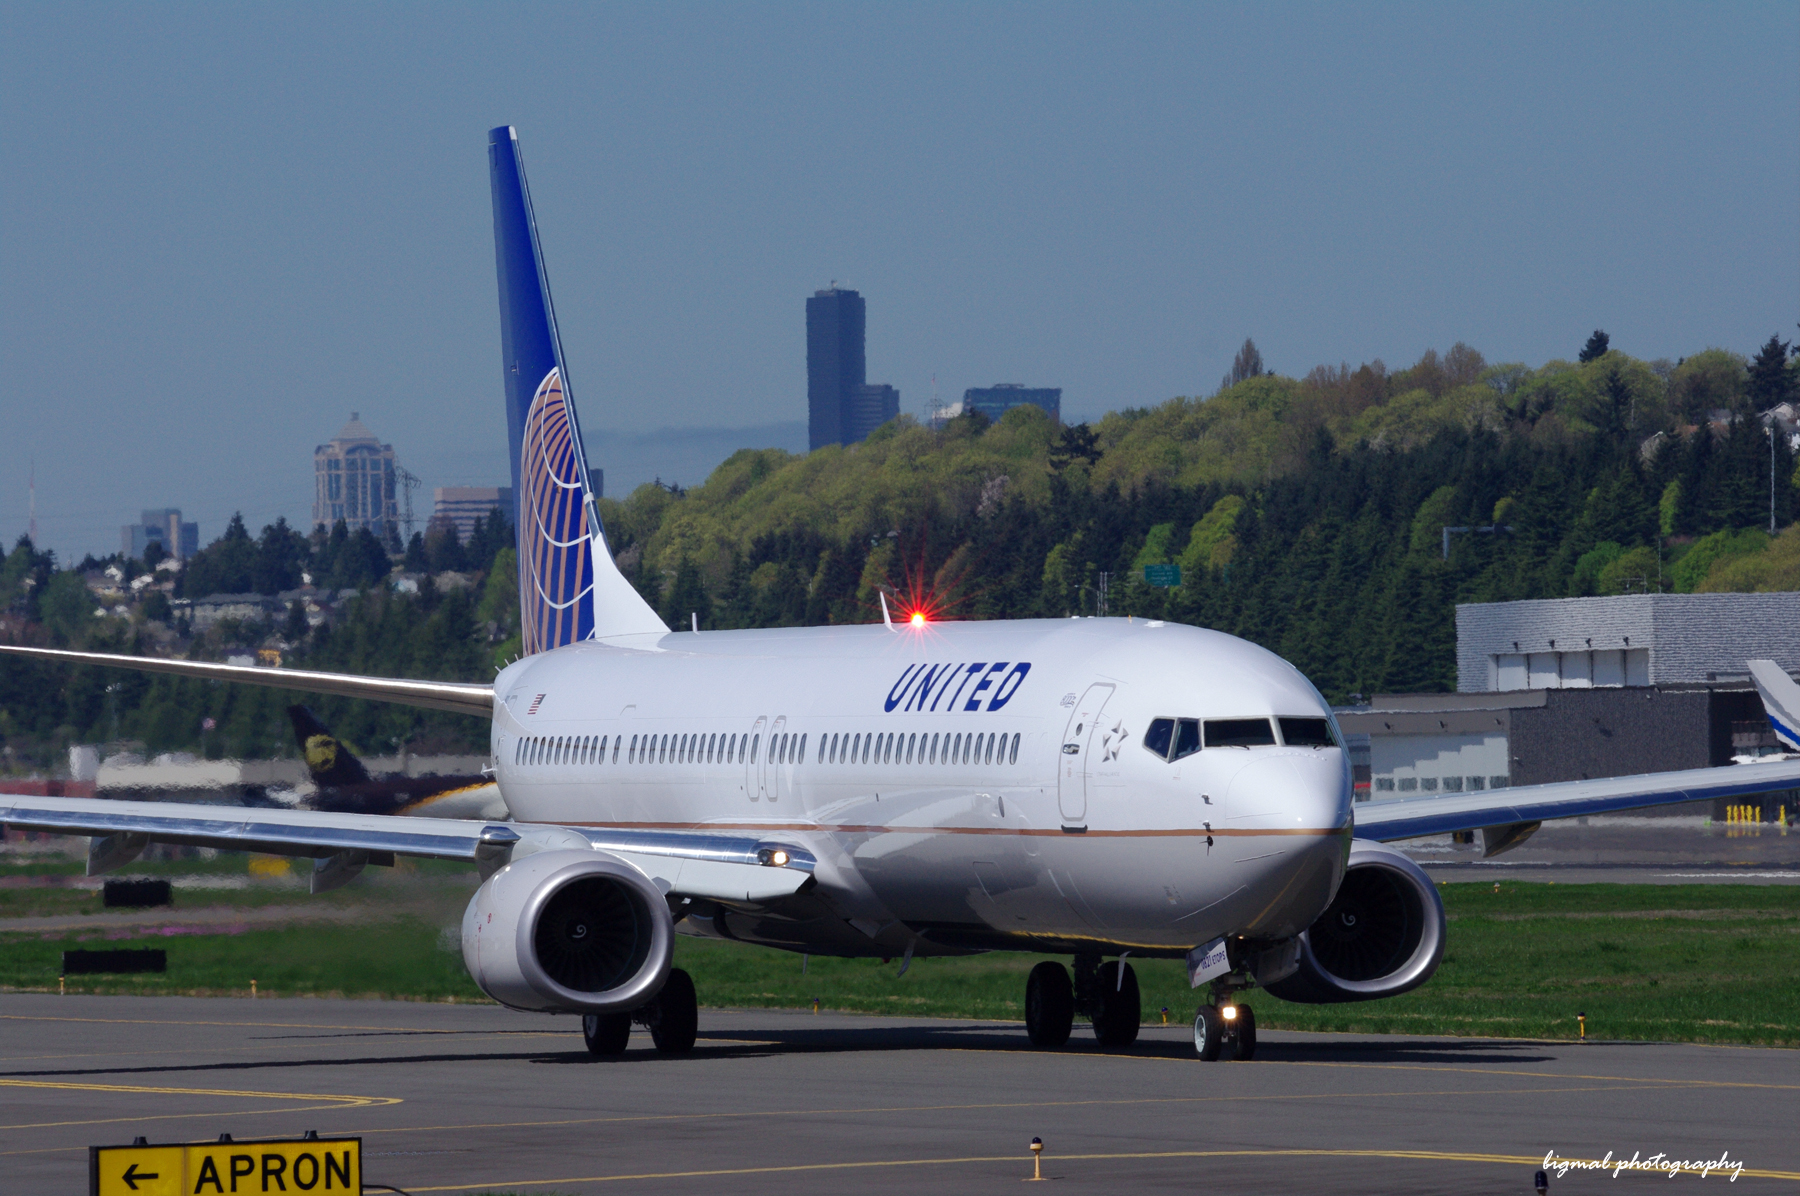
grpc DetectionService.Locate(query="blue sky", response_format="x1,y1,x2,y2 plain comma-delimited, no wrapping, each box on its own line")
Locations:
3,2,1796,560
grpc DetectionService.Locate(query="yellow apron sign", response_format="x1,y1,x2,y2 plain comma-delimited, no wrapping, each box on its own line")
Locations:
90,1136,360,1196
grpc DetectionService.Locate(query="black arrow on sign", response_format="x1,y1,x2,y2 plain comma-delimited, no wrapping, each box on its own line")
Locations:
121,1162,160,1190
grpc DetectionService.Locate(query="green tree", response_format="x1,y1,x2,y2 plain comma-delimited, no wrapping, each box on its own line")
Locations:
1747,334,1796,410
1579,329,1610,363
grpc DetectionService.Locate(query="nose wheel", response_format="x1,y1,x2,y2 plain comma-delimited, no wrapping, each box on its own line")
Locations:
1193,1001,1256,1061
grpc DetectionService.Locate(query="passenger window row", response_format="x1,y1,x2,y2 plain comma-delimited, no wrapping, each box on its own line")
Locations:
511,729,1024,769
818,730,1021,767
1142,716,1336,760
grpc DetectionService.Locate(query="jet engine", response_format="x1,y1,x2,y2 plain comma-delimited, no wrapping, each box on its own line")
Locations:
461,848,673,1013
1263,841,1444,1004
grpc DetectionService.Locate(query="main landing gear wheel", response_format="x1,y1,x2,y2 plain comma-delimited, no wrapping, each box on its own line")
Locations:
1025,961,1074,1047
648,967,698,1055
1091,960,1140,1048
1230,1004,1257,1061
582,1011,631,1056
1192,1004,1224,1061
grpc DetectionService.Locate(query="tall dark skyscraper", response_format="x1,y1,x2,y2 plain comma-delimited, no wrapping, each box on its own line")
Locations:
806,287,865,450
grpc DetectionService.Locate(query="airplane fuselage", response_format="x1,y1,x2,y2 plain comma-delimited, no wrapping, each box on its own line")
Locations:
491,616,1352,960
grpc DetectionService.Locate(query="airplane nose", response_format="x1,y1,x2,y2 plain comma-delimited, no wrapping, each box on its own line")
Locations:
1225,753,1351,832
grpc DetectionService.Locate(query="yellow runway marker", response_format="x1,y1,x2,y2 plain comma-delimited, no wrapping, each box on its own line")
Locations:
400,1148,1800,1191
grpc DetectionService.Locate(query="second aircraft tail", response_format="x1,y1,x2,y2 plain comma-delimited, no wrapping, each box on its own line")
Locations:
488,126,667,650
1748,660,1800,752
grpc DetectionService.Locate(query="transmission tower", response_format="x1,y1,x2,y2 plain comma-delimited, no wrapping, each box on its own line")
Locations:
396,467,423,539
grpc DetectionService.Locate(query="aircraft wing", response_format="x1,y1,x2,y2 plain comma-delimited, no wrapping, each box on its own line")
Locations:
0,643,493,719
0,795,815,905
1353,757,1800,851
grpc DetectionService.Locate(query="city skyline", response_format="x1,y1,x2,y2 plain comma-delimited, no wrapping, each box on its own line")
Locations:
4,4,1794,559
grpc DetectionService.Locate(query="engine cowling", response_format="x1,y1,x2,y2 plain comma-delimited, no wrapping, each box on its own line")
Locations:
1263,840,1445,1004
461,848,674,1013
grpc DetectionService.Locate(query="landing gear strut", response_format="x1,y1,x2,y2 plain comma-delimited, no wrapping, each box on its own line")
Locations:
581,967,698,1057
1024,954,1141,1049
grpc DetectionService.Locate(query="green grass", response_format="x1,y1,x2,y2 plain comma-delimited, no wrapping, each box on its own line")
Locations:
3,881,1796,1046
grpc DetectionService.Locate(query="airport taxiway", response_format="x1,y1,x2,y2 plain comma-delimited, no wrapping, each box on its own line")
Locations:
3,995,1796,1194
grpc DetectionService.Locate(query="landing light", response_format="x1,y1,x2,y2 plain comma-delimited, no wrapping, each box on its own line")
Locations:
1221,1005,1238,1021
909,611,927,627
760,848,791,867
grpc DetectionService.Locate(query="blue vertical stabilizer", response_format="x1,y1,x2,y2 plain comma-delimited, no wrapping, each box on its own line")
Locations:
488,127,667,649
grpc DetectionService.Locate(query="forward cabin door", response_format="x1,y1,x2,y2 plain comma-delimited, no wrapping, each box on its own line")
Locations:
746,716,767,802
1057,683,1115,824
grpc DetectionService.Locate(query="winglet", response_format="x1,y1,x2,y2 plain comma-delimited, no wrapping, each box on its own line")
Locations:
1747,660,1800,752
488,126,668,647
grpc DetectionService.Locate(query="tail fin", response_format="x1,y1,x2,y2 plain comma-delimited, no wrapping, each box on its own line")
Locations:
488,126,668,649
287,704,372,788
1748,660,1800,752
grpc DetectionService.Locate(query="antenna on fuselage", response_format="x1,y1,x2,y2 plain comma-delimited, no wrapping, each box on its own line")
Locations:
879,590,894,632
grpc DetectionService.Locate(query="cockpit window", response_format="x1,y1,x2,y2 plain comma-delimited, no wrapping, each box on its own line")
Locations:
1144,718,1175,759
1204,718,1276,748
1278,717,1335,748
1173,718,1202,760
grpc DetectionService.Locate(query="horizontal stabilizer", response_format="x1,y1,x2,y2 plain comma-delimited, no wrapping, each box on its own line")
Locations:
0,644,493,719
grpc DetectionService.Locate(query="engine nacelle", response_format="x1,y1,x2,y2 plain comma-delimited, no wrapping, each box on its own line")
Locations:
1263,840,1445,1004
461,848,674,1013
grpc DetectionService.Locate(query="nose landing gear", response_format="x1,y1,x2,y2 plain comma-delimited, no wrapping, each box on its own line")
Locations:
1023,954,1141,1049
1193,993,1256,1061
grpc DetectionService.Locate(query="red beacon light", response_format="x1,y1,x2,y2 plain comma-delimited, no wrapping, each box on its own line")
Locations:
909,611,927,627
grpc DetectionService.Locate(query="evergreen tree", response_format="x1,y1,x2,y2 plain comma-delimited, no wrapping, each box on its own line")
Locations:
1221,338,1265,390
1747,334,1795,410
1579,330,1610,363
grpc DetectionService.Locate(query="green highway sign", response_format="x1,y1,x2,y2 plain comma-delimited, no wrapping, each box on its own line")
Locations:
1143,564,1181,587
91,1135,360,1196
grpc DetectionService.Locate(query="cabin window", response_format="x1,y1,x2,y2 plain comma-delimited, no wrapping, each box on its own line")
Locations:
627,735,637,764
597,735,607,763
906,733,916,764
612,736,620,764
964,734,974,765
850,733,860,763
950,733,962,764
798,733,806,762
1204,718,1276,748
861,733,872,764
818,735,828,763
987,733,997,765
882,733,893,764
1278,718,1334,748
1009,732,1020,764
929,732,939,764
750,734,759,762
727,734,737,763
657,734,667,764
1144,718,1175,759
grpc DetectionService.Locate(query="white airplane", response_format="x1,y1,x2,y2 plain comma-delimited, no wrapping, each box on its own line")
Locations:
6,127,1800,1062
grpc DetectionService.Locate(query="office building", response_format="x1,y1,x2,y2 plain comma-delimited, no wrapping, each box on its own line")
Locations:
121,509,198,562
807,288,866,449
844,384,900,444
431,487,515,543
962,384,1062,424
313,413,400,539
